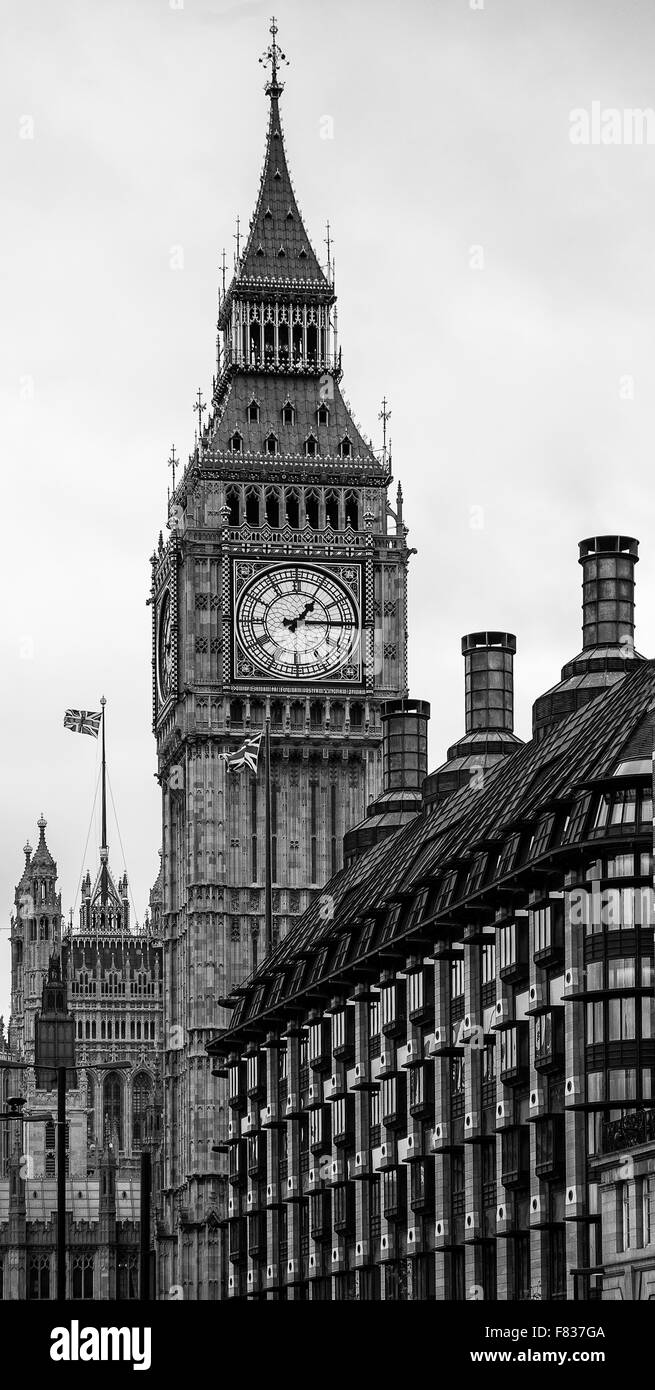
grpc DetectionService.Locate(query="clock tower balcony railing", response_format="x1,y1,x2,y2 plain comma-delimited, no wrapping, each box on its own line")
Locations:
222,347,341,377
219,525,370,549
201,455,389,480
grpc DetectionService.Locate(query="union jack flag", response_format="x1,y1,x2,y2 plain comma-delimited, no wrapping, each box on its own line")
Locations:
63,709,102,738
219,732,263,773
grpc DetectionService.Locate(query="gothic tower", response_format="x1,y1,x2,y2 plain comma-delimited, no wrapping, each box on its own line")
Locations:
150,24,412,1297
9,816,62,1059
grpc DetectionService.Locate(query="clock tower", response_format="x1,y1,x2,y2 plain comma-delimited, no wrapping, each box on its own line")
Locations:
150,22,412,1298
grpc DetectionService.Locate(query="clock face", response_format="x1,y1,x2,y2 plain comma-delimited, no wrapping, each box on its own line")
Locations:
234,564,361,680
157,591,173,703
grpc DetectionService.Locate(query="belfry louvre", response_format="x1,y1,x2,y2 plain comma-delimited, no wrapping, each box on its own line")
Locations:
210,539,655,1300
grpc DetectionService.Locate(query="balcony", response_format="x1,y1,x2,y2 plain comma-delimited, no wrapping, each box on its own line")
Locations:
601,1107,655,1153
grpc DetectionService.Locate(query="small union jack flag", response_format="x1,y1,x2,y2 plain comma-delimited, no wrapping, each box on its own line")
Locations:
219,732,263,773
64,709,102,738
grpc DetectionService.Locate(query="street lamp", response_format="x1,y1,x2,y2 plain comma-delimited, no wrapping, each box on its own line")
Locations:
2,1095,54,1124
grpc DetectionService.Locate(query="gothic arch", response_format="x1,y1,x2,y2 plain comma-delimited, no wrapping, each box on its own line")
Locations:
103,1071,122,1148
131,1071,154,1151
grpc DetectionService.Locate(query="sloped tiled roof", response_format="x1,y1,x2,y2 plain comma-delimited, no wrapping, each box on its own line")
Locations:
234,92,330,292
208,372,376,464
216,662,655,1043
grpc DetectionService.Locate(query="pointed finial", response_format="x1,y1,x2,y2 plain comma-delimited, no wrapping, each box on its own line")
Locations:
168,445,178,492
259,16,288,96
24,839,32,859
379,397,392,458
324,221,332,269
193,389,206,442
396,482,404,532
220,247,227,296
100,695,106,708
37,813,47,833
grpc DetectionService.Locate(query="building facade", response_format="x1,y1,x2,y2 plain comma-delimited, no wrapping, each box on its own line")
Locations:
151,25,411,1297
0,818,162,1299
210,535,655,1301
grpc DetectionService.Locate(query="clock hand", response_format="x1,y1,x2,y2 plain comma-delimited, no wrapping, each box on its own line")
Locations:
281,597,317,633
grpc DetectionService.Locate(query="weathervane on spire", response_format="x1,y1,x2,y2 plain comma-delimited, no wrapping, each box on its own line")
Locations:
259,16,288,95
379,397,392,461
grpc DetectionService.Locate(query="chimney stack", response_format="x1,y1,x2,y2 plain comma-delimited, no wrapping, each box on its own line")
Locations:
579,534,638,651
343,697,430,865
381,697,430,793
532,534,643,742
463,631,516,734
423,632,522,811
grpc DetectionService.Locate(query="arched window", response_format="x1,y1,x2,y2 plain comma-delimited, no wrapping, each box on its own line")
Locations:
265,433,277,456
230,431,242,453
340,436,352,459
264,322,275,360
305,491,320,529
317,405,329,427
305,434,318,459
132,1074,152,1152
248,400,259,423
226,487,240,525
87,1073,95,1147
245,489,260,525
285,491,300,529
306,323,317,362
265,490,280,527
325,491,339,529
281,401,295,425
345,491,359,530
103,1072,122,1147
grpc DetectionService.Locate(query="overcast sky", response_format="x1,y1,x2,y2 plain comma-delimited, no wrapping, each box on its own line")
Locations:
2,0,655,1012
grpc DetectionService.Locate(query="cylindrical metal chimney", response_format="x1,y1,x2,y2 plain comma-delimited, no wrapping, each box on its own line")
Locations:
579,535,638,649
343,696,430,865
462,631,516,735
422,633,522,811
381,698,430,793
532,534,644,742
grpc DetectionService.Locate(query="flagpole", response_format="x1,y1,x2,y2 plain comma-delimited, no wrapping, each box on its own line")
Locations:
100,695,108,908
264,716,273,956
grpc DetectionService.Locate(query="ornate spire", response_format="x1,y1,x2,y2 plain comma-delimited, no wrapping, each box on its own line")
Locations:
228,19,330,293
258,15,288,98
